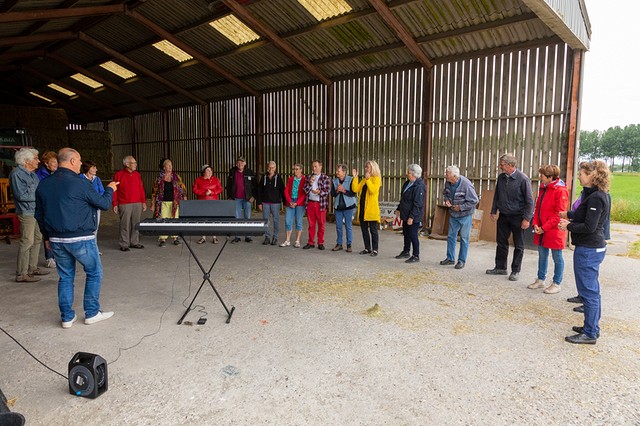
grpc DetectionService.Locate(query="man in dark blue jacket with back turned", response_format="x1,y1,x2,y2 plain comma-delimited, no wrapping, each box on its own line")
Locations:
36,148,119,329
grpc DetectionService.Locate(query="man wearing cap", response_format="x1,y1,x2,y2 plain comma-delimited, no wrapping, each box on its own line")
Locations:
226,156,257,243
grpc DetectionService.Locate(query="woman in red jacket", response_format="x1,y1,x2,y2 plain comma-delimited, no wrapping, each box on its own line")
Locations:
192,164,223,244
527,164,569,294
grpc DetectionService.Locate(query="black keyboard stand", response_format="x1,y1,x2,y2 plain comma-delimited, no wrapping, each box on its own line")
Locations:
177,235,235,324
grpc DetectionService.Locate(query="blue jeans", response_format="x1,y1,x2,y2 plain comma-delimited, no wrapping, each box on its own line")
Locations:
446,214,473,263
51,239,102,322
235,198,252,239
537,246,564,284
573,245,606,339
334,208,355,245
285,206,304,231
262,202,280,240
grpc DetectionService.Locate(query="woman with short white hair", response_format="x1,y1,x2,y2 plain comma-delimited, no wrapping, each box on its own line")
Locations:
395,164,425,263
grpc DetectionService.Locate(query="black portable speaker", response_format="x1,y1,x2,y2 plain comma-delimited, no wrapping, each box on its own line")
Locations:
68,352,108,399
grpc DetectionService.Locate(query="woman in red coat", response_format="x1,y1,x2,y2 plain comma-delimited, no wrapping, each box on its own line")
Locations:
527,164,569,294
192,164,223,244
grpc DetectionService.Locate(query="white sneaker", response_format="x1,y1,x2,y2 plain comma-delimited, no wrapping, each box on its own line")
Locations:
197,237,206,244
280,240,291,247
294,241,301,248
543,283,561,294
46,258,56,268
84,311,114,325
62,314,77,329
527,279,545,289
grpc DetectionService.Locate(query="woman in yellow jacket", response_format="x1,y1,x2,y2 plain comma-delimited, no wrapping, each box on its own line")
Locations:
353,160,382,256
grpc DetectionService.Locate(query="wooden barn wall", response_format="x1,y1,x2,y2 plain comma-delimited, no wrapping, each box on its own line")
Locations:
168,105,205,193
263,85,326,179
104,117,132,179
428,43,572,220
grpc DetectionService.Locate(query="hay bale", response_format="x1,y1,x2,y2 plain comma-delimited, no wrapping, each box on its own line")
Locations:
0,104,68,131
27,128,69,153
68,130,114,178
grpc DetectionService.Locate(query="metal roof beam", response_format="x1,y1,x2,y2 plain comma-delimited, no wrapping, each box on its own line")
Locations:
21,64,131,118
78,32,206,106
125,8,259,97
221,0,332,86
0,31,78,47
47,52,166,113
367,0,433,69
0,5,126,23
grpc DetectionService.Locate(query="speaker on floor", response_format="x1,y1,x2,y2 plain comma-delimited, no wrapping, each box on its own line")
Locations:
68,352,108,399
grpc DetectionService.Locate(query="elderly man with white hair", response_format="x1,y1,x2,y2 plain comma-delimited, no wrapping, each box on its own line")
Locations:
9,148,50,282
440,165,479,270
112,155,147,251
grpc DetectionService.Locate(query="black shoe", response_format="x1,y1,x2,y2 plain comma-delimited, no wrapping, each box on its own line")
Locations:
130,244,144,249
486,268,508,275
395,251,410,259
509,272,519,281
573,305,584,313
565,333,597,344
158,240,166,248
245,237,252,243
173,238,181,245
263,237,270,245
318,244,325,250
405,255,420,263
360,249,371,255
572,326,600,338
271,238,278,246
370,250,378,257
303,243,315,250
439,259,455,266
454,261,465,270
567,295,583,304
231,237,241,244
120,246,130,252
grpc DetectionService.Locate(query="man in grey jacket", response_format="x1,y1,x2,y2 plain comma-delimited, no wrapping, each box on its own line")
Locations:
9,148,50,282
439,166,479,270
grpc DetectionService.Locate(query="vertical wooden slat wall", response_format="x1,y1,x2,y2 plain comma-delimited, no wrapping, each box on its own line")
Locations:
167,105,205,195
108,117,133,177
428,43,573,224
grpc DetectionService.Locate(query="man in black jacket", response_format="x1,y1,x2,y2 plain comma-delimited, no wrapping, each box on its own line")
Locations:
226,156,257,243
257,161,285,245
486,153,534,281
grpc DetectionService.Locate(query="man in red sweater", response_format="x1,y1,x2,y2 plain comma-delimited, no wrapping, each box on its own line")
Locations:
113,156,147,251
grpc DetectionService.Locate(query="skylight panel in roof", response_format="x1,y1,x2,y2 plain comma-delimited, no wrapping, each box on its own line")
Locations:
152,40,193,63
297,0,352,21
209,15,260,45
70,73,103,89
48,83,75,97
99,61,136,80
30,92,52,103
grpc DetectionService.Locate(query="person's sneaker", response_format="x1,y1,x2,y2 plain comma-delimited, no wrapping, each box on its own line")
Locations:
16,274,40,283
486,268,508,275
360,249,371,255
439,259,455,265
62,314,77,329
197,237,206,244
543,283,561,294
318,244,325,250
245,237,253,243
231,237,241,243
173,239,181,245
213,237,219,244
572,326,600,338
332,244,343,251
84,311,114,325
509,272,520,281
262,237,270,245
565,333,597,344
573,305,584,313
395,251,410,259
46,258,57,268
370,250,378,257
567,295,582,304
271,238,278,246
280,240,291,247
405,255,420,263
158,240,166,247
346,245,352,253
527,278,546,289
294,241,301,248
303,243,314,249
28,268,50,276
454,261,465,269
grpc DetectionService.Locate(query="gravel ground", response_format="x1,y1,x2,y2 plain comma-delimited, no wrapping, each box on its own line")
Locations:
1,213,639,425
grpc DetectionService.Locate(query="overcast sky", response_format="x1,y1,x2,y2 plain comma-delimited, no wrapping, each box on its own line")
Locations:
580,0,640,131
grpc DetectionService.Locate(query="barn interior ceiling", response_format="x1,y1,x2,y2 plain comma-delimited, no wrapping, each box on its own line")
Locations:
0,0,590,124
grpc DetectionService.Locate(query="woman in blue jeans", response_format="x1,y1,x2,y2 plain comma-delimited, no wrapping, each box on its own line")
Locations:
280,164,306,248
559,160,610,344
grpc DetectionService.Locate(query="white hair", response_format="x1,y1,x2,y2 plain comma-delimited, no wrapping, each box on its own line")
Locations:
123,155,134,166
446,165,460,178
407,164,422,178
15,148,38,166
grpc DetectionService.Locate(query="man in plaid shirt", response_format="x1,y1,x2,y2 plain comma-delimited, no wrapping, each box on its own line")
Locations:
303,160,331,250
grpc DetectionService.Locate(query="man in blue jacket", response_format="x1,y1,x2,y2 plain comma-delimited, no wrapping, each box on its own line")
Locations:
36,148,119,329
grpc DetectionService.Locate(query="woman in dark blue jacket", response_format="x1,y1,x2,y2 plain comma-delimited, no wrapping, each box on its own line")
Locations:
559,160,611,344
395,164,425,263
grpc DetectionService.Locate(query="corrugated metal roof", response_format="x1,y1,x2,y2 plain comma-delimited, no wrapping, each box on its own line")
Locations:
0,0,590,122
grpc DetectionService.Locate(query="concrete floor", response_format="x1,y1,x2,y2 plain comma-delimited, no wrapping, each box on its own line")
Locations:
1,212,639,425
